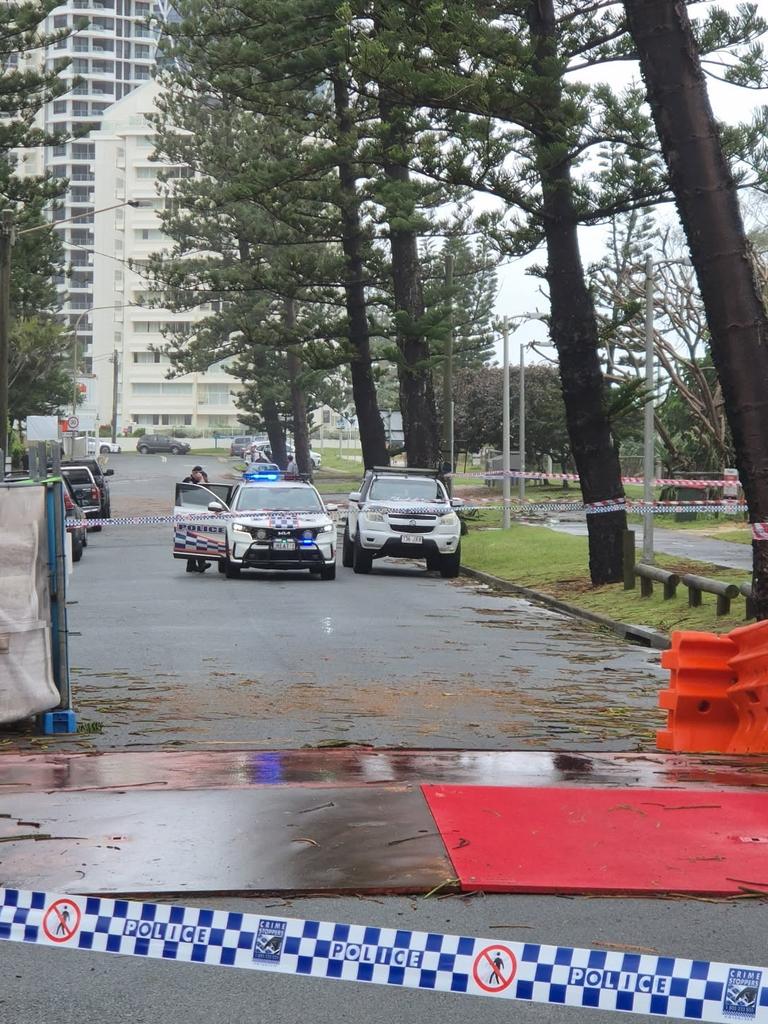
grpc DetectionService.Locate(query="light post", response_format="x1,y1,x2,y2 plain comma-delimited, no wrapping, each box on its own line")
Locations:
643,255,655,563
501,318,511,529
442,251,454,493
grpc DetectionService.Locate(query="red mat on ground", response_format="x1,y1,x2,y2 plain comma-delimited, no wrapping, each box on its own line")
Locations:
422,785,768,895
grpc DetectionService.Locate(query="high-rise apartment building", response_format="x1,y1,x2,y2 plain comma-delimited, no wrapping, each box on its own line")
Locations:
20,0,165,374
90,81,244,433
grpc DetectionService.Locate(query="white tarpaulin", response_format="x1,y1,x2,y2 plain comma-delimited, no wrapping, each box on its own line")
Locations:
0,486,60,723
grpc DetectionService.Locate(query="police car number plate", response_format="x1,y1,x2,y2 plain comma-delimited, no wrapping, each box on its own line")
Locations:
401,534,423,544
273,539,296,550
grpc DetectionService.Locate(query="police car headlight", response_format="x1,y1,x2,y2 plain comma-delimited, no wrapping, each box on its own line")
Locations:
233,522,251,533
440,512,459,526
318,523,334,533
364,511,386,523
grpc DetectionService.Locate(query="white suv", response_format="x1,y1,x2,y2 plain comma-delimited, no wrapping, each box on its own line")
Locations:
342,467,462,577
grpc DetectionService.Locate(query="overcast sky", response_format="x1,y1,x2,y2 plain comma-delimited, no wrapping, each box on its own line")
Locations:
489,0,768,363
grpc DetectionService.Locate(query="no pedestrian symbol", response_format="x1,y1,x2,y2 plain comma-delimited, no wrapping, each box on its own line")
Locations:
42,898,81,944
472,944,517,993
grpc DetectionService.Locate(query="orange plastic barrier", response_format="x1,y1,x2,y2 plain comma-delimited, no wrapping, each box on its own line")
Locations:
726,620,768,754
657,631,738,752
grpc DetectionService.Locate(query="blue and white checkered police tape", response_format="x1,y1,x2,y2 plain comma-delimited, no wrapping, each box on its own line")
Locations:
64,500,749,530
1,886,766,1022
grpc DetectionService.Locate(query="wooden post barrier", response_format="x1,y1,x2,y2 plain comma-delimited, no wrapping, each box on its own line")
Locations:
739,582,756,620
680,574,741,616
634,564,680,600
622,530,636,591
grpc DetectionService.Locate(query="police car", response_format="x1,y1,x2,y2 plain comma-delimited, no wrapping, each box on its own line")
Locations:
342,466,463,577
173,466,338,580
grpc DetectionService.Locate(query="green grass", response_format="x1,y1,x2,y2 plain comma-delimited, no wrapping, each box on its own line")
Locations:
714,529,752,545
462,523,752,635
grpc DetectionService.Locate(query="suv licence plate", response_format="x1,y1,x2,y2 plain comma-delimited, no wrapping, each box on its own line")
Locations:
273,539,296,550
401,534,423,545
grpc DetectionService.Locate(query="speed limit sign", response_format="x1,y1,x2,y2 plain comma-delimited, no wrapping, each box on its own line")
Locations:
66,415,79,431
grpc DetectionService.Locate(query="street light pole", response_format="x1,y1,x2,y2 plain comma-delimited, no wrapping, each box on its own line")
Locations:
643,255,655,563
502,318,511,529
519,344,526,502
442,251,454,494
0,210,13,469
110,350,119,443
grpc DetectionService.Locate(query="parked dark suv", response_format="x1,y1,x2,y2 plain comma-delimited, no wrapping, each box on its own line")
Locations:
62,457,114,518
136,434,191,455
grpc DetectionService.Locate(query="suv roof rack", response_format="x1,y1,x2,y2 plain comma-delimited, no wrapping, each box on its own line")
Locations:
370,465,440,478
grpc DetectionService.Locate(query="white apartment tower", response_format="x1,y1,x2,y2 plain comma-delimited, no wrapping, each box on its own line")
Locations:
33,0,165,373
90,81,244,433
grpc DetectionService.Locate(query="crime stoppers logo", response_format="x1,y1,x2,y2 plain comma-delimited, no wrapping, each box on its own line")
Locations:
252,919,287,964
724,969,763,1019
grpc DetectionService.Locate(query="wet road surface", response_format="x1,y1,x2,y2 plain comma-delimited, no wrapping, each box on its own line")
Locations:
12,453,668,753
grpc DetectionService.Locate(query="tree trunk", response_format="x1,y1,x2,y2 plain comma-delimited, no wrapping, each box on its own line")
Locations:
262,392,287,469
331,68,390,470
528,0,627,584
284,298,312,477
624,0,768,619
377,95,440,467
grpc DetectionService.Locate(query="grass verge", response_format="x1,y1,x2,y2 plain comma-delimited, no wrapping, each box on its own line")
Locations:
462,523,752,635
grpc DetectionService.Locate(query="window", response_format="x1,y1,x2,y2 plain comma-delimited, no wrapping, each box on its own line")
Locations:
132,351,161,363
198,386,232,405
53,14,68,27
134,228,164,241
134,66,150,80
135,43,149,57
164,165,193,179
72,58,89,72
53,100,67,114
72,143,95,159
136,166,157,179
52,144,67,157
132,382,193,395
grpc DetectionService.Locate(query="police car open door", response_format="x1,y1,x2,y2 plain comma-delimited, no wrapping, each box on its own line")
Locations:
173,482,233,563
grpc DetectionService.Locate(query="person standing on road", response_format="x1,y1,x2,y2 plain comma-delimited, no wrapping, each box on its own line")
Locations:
286,454,299,476
182,465,211,573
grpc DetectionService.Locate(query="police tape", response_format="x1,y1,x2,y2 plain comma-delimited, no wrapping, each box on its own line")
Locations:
0,886,765,1022
452,470,738,490
64,500,750,530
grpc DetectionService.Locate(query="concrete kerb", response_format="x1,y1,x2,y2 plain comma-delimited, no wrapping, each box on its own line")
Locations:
460,565,670,651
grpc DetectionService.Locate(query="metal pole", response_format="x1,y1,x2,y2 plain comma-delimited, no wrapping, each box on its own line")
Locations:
502,319,511,529
643,255,655,563
111,350,119,443
443,251,454,494
0,210,13,469
519,344,526,501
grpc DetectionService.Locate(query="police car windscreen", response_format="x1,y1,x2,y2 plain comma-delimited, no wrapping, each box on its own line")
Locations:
236,487,323,512
369,478,443,501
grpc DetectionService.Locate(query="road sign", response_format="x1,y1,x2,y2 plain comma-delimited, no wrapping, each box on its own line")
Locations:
472,944,517,993
66,415,79,431
42,898,81,943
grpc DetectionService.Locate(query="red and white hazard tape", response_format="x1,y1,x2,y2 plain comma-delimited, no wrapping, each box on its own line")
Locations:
752,523,768,541
455,470,738,490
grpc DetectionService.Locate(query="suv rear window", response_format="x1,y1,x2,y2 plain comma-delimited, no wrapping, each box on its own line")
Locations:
63,468,93,485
